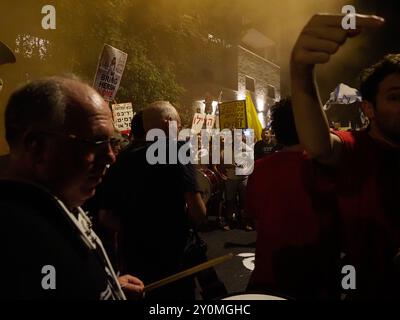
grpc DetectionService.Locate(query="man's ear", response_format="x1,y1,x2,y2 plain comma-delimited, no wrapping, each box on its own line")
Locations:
361,100,375,120
163,118,170,132
22,131,48,161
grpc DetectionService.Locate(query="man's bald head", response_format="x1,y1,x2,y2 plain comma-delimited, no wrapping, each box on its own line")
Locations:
5,76,109,149
5,76,115,208
142,101,181,132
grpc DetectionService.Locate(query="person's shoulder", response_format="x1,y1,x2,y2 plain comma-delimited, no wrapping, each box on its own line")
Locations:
259,150,304,162
254,151,306,173
332,129,368,144
253,152,277,171
254,140,264,147
109,141,150,173
0,179,74,236
0,179,59,212
119,141,149,159
0,182,66,253
332,129,374,155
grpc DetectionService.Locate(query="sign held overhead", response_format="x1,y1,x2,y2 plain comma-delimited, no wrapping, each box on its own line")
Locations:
94,44,128,102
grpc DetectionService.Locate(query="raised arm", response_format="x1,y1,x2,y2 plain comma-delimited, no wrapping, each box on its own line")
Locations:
290,13,384,164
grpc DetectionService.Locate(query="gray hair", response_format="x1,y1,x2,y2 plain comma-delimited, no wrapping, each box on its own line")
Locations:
142,100,180,132
5,76,78,148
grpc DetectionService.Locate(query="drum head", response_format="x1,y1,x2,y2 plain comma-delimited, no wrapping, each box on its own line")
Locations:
222,293,286,300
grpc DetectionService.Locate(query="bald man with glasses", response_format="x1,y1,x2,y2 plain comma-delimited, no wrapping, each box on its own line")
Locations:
0,76,143,300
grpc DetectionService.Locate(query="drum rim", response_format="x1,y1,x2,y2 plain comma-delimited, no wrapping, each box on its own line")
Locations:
218,290,290,301
196,168,221,200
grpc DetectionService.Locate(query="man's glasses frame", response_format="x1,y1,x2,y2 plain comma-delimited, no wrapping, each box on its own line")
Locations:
39,130,120,151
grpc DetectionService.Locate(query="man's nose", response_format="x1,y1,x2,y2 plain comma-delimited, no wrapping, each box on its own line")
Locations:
108,142,117,164
102,141,116,165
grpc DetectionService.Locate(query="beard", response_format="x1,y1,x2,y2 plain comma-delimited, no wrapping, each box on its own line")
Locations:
375,115,400,145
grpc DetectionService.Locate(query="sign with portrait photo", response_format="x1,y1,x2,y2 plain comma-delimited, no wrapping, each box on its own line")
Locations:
93,44,128,102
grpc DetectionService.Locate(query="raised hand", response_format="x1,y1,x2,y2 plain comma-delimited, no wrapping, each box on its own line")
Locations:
289,13,384,165
291,14,384,68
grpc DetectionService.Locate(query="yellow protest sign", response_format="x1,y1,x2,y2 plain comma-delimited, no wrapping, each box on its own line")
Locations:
218,100,247,129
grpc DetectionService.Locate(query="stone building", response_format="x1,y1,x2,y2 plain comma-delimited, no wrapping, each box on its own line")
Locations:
179,27,280,129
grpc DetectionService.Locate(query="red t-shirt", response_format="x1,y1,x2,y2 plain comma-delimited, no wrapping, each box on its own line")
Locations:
334,130,400,299
246,151,339,299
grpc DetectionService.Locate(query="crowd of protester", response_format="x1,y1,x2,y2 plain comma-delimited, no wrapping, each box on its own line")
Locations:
1,11,400,300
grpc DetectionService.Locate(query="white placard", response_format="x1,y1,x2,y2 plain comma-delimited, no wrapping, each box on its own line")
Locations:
93,44,128,102
112,102,134,132
205,114,215,131
191,113,206,134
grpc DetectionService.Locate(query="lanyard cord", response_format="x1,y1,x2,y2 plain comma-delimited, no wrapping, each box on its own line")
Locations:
55,198,127,300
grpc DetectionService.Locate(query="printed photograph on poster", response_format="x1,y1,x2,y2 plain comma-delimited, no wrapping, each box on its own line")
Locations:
93,44,128,102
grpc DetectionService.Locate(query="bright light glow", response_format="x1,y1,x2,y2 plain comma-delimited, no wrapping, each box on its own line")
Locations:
256,98,265,112
237,92,246,100
258,112,266,128
15,34,50,60
194,100,205,113
212,101,218,114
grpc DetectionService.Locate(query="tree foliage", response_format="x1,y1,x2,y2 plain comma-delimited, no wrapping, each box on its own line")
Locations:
1,0,245,110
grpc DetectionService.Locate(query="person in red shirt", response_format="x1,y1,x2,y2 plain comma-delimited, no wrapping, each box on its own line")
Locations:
246,99,339,299
290,13,400,299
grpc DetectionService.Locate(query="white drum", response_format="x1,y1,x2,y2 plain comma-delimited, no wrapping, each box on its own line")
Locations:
222,293,286,300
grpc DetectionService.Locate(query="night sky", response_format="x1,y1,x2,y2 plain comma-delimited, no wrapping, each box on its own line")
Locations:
312,0,400,100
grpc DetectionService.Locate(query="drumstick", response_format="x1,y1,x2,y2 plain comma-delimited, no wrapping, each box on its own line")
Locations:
144,253,234,292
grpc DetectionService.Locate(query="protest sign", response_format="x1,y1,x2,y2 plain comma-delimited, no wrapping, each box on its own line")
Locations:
191,113,206,134
94,44,128,102
112,102,134,132
218,100,247,129
205,114,215,131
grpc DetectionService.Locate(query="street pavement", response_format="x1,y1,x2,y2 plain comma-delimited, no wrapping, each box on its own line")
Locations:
197,220,256,299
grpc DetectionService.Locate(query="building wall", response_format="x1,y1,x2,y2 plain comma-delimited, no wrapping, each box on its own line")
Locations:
178,42,281,129
238,45,280,127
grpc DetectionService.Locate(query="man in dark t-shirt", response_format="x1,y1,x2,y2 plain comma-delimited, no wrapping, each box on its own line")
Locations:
97,101,207,300
254,128,277,160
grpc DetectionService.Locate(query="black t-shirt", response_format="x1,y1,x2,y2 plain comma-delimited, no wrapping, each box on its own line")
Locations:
97,140,200,284
254,140,276,160
0,180,120,300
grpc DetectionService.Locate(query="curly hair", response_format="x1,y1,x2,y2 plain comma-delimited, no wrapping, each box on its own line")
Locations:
270,98,299,146
359,53,400,105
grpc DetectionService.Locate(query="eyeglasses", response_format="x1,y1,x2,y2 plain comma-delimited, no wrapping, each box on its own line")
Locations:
40,131,120,152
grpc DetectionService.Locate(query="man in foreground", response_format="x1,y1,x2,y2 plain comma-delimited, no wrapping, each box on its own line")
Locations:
0,76,143,299
291,13,400,298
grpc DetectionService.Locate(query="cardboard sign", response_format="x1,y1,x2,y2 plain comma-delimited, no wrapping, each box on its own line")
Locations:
218,100,247,129
112,102,134,132
93,44,128,102
205,114,215,131
191,113,206,134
